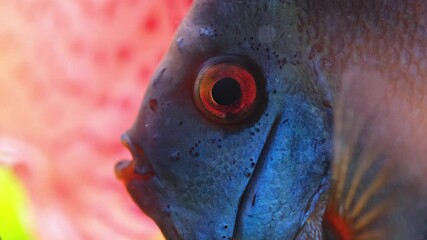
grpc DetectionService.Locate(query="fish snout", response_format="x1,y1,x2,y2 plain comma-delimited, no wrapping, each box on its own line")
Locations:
115,133,154,183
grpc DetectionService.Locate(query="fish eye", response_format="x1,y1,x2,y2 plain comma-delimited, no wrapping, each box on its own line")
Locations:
193,55,263,124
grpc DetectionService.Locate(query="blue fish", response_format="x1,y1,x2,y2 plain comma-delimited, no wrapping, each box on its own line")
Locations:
116,1,427,239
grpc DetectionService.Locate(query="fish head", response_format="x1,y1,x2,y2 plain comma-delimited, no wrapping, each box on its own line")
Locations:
116,1,333,239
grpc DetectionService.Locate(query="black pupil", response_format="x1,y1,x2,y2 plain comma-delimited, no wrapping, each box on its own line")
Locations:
212,78,241,105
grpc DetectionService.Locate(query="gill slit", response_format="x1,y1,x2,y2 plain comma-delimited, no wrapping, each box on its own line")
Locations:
232,114,282,239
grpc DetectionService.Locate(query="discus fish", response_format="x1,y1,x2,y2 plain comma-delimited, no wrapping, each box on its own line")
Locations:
115,1,427,239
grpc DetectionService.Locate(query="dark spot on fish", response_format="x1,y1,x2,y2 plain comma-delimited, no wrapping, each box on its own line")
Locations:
163,101,173,107
281,119,289,125
251,162,256,168
272,89,277,94
149,98,158,111
170,152,181,161
249,131,255,136
245,172,251,178
313,140,318,151
252,193,257,206
223,225,228,229
189,147,199,157
152,68,166,89
165,204,171,217
178,121,183,126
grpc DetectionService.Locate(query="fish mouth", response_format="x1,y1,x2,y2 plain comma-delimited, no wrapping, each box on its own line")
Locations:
115,133,155,183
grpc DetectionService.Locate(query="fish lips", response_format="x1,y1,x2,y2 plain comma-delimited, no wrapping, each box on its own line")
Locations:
115,134,182,238
115,133,155,183
114,134,163,226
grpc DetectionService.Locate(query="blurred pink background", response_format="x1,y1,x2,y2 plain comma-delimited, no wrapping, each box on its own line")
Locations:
0,0,192,239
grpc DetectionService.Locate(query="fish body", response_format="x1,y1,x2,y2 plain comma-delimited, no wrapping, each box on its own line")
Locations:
116,1,427,239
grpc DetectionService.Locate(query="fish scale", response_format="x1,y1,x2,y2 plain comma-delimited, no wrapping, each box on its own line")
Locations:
116,1,427,239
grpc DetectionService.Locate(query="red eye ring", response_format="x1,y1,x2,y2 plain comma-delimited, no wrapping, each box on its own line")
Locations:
194,56,262,124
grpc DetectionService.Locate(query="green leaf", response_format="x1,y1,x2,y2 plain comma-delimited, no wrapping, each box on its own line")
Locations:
0,166,32,240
